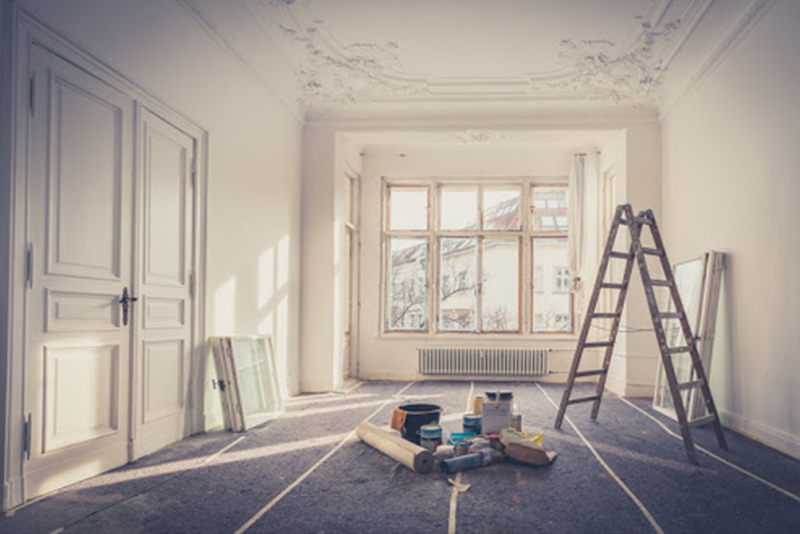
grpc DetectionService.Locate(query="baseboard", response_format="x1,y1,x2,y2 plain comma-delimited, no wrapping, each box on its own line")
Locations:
719,408,800,461
3,476,23,513
300,378,335,393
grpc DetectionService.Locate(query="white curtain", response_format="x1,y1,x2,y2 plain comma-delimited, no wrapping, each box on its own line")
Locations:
568,153,587,287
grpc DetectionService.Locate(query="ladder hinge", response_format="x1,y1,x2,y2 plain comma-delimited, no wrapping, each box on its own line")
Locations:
29,73,36,117
25,242,34,289
23,413,32,460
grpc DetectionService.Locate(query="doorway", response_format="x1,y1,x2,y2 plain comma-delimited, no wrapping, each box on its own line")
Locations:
20,41,202,501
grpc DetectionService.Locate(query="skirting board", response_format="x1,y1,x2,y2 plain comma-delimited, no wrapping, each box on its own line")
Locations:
3,477,23,512
719,408,800,461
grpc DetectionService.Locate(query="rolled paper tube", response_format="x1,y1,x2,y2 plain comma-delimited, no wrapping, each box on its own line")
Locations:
356,422,434,474
440,453,484,474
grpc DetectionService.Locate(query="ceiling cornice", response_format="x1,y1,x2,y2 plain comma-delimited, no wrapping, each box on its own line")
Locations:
173,0,304,123
261,0,716,112
661,0,778,119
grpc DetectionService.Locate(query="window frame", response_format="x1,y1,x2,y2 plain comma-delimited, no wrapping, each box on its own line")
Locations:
381,177,573,337
530,183,573,334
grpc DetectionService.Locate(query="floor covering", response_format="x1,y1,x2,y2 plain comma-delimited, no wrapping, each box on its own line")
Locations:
2,380,799,534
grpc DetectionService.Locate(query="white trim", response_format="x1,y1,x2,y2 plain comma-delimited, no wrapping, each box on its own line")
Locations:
661,0,778,119
3,7,209,510
719,408,800,461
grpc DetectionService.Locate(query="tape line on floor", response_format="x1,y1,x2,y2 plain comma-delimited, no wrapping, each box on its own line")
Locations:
234,381,416,534
617,395,800,505
535,383,664,534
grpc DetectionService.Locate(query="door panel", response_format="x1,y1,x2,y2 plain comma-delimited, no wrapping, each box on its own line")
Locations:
133,108,194,458
44,345,119,452
25,44,134,500
48,76,122,280
144,128,188,287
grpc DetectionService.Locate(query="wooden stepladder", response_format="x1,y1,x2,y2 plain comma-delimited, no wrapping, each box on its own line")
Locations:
554,204,727,463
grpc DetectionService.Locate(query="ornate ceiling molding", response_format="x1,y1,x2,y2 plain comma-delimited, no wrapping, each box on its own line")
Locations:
251,0,716,109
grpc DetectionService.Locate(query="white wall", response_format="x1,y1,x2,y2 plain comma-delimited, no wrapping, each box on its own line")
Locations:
661,0,800,457
13,0,304,396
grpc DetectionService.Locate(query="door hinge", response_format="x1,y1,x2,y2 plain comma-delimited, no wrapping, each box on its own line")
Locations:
25,242,34,289
23,413,32,460
29,73,36,117
190,156,197,188
189,272,195,297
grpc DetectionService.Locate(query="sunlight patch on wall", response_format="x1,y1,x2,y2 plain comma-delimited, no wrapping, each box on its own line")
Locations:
258,247,275,308
214,276,237,334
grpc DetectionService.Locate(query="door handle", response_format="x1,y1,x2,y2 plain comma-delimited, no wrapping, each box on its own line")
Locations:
120,287,138,326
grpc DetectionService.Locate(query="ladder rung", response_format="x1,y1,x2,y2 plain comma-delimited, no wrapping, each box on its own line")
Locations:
619,218,629,226
650,279,672,287
592,312,620,319
584,341,614,348
658,312,682,320
668,346,691,354
609,251,632,259
677,380,705,391
601,283,626,290
567,395,602,405
575,369,607,378
641,247,663,256
688,414,716,428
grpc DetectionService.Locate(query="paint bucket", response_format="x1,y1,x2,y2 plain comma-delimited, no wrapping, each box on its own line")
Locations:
397,404,443,445
463,413,482,435
419,423,443,452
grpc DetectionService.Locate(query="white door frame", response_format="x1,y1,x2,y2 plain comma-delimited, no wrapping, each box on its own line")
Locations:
1,7,208,511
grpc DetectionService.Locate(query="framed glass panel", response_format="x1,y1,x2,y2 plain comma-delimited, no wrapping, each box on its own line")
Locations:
532,186,568,232
388,186,429,231
440,186,478,231
532,237,572,332
439,237,477,331
653,257,706,415
482,238,520,332
483,188,522,231
388,238,428,331
209,336,284,432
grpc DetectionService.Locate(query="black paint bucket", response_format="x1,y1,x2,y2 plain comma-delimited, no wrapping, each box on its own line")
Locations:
398,404,443,445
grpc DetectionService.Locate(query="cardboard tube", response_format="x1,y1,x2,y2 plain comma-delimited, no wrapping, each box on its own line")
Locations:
356,422,434,474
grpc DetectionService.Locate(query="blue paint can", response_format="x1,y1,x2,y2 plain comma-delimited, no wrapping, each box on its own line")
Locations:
419,423,443,451
463,413,482,435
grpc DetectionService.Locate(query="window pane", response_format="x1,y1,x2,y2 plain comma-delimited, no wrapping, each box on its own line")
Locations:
388,238,428,330
532,238,572,332
388,187,428,230
440,187,478,230
439,238,477,331
482,238,519,331
483,188,521,230
532,186,568,232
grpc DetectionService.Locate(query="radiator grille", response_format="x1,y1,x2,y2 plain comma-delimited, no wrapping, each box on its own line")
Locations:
418,347,549,376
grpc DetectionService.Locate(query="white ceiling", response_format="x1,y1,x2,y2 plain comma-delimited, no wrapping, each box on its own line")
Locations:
181,0,762,120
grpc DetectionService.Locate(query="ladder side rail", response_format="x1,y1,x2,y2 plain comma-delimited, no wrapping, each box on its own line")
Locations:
646,211,728,450
632,212,699,463
591,236,637,419
555,204,627,429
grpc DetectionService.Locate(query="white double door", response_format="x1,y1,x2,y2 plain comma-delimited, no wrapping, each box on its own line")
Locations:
24,44,196,499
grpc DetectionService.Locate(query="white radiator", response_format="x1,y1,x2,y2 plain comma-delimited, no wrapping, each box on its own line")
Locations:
418,347,549,377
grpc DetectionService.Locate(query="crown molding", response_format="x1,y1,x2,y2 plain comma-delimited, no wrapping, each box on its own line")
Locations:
660,0,778,119
173,0,304,124
270,0,714,112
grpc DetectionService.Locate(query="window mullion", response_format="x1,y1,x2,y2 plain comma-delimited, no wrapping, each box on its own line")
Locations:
476,236,484,333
